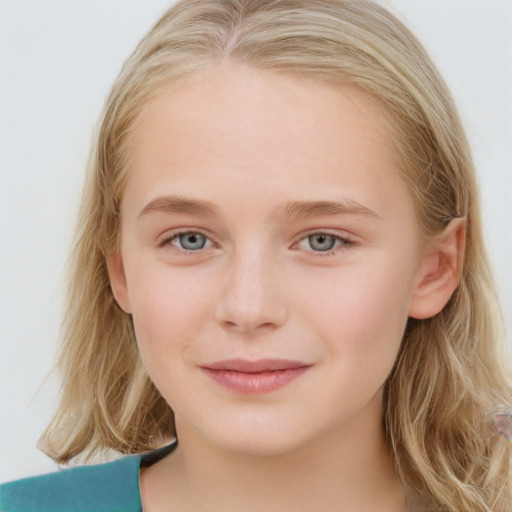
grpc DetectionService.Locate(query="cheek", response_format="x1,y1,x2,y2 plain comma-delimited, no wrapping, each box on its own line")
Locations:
126,269,216,411
295,253,416,367
126,264,212,366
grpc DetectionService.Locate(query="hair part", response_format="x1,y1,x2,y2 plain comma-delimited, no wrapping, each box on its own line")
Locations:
39,1,511,510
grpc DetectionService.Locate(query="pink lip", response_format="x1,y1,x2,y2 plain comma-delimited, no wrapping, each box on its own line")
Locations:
201,359,311,394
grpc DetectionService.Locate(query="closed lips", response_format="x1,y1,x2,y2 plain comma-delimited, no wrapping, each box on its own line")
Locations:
202,359,310,372
201,359,311,394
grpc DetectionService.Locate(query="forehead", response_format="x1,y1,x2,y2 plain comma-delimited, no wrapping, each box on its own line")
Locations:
122,63,412,221
129,63,397,159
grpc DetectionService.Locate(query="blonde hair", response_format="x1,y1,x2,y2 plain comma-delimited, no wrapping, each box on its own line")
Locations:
39,1,511,510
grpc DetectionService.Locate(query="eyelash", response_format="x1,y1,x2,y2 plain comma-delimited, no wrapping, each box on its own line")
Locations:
292,231,355,257
158,230,355,256
158,229,216,253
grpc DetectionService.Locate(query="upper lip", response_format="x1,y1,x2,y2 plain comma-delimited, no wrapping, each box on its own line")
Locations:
202,359,310,373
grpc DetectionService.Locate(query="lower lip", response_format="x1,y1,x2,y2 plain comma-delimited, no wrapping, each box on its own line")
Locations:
201,367,310,394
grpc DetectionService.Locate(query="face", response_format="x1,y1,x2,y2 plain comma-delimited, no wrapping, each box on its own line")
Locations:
109,63,429,456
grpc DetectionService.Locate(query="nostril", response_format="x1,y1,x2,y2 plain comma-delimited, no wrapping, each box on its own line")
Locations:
220,319,279,333
215,303,288,334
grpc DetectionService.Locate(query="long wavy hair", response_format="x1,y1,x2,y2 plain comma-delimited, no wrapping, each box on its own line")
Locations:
39,1,511,510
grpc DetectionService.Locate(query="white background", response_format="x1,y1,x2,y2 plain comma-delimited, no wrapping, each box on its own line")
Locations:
1,1,511,483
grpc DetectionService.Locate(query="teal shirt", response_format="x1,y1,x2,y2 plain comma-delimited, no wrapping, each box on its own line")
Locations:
0,445,175,512
0,443,437,511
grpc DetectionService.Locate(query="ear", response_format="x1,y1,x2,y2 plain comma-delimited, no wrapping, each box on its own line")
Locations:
106,252,132,313
408,218,466,320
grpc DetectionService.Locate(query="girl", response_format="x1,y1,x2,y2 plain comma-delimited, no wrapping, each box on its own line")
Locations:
1,1,510,511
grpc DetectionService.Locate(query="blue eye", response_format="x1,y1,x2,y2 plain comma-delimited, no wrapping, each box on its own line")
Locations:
295,232,352,255
307,233,338,252
171,232,210,251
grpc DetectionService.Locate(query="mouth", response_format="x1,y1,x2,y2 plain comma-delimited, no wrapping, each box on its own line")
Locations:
200,359,311,394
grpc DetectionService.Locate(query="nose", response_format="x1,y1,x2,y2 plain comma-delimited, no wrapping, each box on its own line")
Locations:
214,246,288,334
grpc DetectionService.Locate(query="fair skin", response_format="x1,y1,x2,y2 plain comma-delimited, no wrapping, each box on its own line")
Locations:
108,63,464,512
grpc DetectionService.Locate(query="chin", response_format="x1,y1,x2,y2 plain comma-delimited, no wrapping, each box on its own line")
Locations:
211,432,307,458
178,411,314,458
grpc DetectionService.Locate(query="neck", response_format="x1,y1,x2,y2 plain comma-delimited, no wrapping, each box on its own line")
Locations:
140,394,406,512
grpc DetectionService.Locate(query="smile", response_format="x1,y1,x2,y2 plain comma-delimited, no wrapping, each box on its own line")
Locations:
200,359,311,394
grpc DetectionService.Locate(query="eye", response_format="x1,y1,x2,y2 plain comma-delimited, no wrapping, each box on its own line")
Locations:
295,232,352,254
161,231,213,251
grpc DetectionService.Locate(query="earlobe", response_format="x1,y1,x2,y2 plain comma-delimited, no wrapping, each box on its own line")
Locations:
408,218,466,320
106,253,132,313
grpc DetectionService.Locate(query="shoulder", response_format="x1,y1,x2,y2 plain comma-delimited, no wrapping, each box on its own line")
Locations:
0,455,142,512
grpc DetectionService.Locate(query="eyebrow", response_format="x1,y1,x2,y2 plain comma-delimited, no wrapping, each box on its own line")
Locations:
138,195,221,219
137,195,381,222
273,199,382,223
